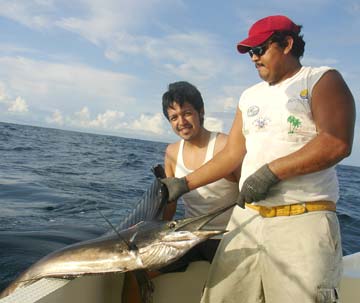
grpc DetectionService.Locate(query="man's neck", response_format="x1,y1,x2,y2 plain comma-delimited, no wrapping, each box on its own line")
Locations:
269,59,302,86
184,128,211,149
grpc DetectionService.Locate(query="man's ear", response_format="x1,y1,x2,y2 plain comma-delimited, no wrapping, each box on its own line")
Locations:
199,107,205,125
283,36,294,55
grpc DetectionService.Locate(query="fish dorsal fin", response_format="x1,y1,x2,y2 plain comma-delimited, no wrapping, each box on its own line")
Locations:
129,231,138,243
128,231,139,251
96,205,138,251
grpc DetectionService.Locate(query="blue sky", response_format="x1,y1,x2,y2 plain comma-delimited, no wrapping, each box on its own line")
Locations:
0,0,359,166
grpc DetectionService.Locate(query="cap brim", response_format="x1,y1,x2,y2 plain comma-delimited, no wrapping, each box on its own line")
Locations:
237,32,274,53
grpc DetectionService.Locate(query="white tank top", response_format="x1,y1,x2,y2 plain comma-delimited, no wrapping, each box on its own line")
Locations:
238,66,339,206
175,132,239,231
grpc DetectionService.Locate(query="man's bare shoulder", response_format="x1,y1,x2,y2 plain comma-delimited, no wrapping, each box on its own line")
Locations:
164,141,181,177
166,141,181,156
214,132,228,153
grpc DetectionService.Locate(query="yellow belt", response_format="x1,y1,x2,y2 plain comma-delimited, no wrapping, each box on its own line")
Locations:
245,201,336,218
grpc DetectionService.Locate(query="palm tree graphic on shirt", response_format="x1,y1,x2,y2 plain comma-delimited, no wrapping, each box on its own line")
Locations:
287,115,302,134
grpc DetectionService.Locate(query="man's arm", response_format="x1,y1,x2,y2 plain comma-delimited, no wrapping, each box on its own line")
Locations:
185,108,246,190
162,143,178,220
215,133,241,182
269,70,355,179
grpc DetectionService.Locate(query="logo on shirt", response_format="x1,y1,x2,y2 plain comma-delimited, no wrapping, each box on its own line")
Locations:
253,116,270,129
287,115,302,134
300,89,309,100
247,105,259,117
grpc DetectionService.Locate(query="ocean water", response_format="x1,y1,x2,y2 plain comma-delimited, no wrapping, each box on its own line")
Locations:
0,122,359,292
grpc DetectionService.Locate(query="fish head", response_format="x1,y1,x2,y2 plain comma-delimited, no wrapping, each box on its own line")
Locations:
161,205,229,245
136,205,230,270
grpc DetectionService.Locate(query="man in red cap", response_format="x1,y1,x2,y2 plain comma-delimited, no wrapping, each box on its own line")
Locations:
162,15,355,302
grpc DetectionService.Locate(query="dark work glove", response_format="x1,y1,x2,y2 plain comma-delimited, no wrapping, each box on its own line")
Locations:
160,177,189,202
236,164,280,208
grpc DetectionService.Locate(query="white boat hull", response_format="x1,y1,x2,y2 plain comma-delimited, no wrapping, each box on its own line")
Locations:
1,253,359,303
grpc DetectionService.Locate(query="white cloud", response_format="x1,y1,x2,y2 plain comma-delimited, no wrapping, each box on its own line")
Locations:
222,97,238,112
0,1,229,84
117,32,225,81
204,83,247,114
70,106,125,129
53,2,226,81
204,117,223,133
0,56,137,111
89,110,125,129
55,0,177,43
103,32,144,61
0,0,55,29
66,27,225,81
46,109,64,126
56,16,111,46
8,96,29,112
44,107,166,137
74,106,91,121
0,43,39,55
130,113,166,135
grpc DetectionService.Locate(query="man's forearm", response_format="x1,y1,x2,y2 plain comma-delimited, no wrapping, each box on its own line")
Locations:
269,131,352,180
186,147,244,190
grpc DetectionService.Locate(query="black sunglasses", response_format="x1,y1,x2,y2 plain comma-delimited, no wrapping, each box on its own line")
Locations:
248,41,271,57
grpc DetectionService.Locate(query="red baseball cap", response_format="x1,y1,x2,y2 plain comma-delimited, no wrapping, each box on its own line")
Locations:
237,15,300,53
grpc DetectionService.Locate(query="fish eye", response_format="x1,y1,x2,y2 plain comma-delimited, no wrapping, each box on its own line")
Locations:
168,221,177,229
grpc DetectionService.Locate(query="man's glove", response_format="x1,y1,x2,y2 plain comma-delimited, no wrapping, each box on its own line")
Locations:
161,177,189,202
236,164,280,208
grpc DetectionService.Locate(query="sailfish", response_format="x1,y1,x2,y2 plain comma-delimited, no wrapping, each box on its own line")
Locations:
0,165,231,302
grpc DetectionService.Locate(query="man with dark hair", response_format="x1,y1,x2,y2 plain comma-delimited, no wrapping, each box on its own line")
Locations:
160,81,239,259
162,81,204,122
123,81,239,303
162,15,355,302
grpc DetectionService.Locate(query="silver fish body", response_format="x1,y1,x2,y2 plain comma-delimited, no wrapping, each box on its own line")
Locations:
0,204,228,298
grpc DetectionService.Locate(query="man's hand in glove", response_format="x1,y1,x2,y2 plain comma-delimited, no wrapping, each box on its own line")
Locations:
161,177,189,202
236,164,280,208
